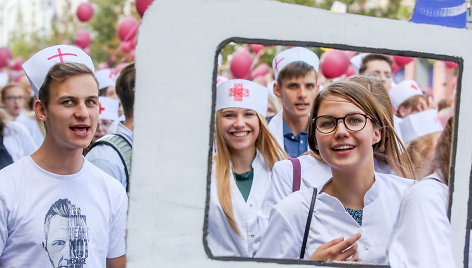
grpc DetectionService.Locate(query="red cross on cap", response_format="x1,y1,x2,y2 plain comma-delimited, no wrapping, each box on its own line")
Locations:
274,57,285,71
99,103,105,114
229,83,249,101
47,48,78,63
411,84,419,91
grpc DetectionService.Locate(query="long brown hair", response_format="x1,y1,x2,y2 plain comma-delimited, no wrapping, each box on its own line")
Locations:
307,79,415,179
214,111,287,234
430,116,454,184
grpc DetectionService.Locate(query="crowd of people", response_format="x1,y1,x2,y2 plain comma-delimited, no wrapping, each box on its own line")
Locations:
0,42,458,267
208,46,457,267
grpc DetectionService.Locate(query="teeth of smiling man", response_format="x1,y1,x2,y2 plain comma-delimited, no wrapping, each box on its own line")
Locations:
233,132,248,137
333,145,354,150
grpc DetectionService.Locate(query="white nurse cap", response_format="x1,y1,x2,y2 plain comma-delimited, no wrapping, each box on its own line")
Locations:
216,79,268,117
22,45,95,97
389,80,423,110
399,109,443,144
272,47,320,80
95,68,115,90
98,96,120,121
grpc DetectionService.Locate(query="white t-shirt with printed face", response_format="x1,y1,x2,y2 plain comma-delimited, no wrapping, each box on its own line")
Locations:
0,156,127,267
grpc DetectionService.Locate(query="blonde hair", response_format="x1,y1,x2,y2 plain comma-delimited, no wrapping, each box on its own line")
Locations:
308,79,415,179
213,111,287,234
406,132,441,179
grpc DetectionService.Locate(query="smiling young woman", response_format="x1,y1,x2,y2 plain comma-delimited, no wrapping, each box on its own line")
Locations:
207,79,287,257
256,79,415,265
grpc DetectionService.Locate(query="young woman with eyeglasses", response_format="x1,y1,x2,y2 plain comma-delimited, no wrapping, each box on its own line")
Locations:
256,79,415,264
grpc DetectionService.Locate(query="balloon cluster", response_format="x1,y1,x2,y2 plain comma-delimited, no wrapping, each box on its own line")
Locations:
228,45,270,85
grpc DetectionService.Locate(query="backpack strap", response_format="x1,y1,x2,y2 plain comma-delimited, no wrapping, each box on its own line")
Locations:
300,187,318,259
0,135,13,170
289,157,301,192
90,134,132,192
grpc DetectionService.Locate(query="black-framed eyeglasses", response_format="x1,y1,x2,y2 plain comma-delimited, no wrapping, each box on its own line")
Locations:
313,113,371,134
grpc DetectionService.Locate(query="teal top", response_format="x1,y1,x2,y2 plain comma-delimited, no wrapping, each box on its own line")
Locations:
234,169,254,202
345,207,363,226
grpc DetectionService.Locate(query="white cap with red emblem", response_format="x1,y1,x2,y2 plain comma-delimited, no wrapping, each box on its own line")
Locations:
389,80,423,110
95,68,115,90
399,109,443,144
272,47,319,80
98,96,120,121
216,79,268,117
22,45,95,97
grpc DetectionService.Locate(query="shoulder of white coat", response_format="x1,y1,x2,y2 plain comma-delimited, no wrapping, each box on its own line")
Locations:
299,154,329,172
403,175,448,204
274,187,315,218
375,172,415,194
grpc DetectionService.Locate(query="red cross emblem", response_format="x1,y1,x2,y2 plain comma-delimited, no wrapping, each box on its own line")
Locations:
229,83,249,101
99,103,105,114
47,48,78,62
411,84,419,91
274,57,285,71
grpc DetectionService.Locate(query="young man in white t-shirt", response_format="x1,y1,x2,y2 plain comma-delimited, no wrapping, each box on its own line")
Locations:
0,45,127,268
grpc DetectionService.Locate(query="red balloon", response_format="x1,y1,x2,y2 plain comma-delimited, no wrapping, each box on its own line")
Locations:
121,41,132,53
344,65,355,77
249,44,264,54
118,17,139,41
9,57,23,71
0,47,12,69
320,50,350,79
444,61,457,69
230,50,253,79
393,56,413,67
136,0,155,17
391,62,400,73
251,63,270,79
74,29,91,49
342,50,356,59
77,3,94,22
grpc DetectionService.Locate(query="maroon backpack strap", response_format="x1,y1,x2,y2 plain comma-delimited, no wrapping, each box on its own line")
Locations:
289,158,301,192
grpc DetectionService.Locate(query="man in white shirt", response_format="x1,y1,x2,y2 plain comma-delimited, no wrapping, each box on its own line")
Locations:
0,45,127,268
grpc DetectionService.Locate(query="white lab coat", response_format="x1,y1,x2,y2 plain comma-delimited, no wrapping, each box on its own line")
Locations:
388,174,455,268
207,150,271,257
256,172,414,264
268,111,284,149
257,155,395,251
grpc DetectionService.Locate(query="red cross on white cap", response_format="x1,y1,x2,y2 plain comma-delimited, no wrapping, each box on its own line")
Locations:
272,47,320,80
216,79,268,117
389,80,423,110
98,96,120,121
95,69,115,90
22,45,95,97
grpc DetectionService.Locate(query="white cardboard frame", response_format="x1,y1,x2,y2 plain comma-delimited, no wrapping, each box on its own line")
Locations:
129,0,471,267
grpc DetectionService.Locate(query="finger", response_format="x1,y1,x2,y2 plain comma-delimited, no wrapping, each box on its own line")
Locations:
332,233,361,253
335,244,357,261
318,236,344,250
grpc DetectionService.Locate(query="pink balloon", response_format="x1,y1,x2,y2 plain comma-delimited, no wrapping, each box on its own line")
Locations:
9,57,23,71
77,3,94,22
252,76,267,87
130,50,135,61
393,56,413,67
342,50,356,59
320,50,350,79
130,37,137,50
251,63,270,79
249,44,265,54
121,41,132,53
118,17,139,42
136,0,155,17
74,29,91,49
230,50,253,79
344,65,355,77
0,47,12,69
444,61,458,69
97,62,109,70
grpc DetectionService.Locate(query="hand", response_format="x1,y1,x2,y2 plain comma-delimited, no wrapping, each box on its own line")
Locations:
308,233,361,262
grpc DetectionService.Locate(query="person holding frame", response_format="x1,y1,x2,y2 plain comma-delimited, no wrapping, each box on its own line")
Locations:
256,79,414,264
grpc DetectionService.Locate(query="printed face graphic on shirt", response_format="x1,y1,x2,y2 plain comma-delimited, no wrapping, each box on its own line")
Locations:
44,199,88,268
